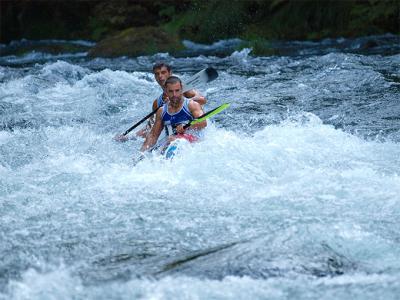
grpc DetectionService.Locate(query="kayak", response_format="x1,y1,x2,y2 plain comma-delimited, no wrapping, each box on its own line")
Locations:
133,103,230,164
160,133,197,159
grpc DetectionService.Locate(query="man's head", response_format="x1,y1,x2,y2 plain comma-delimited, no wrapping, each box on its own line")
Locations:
164,76,183,107
153,62,172,87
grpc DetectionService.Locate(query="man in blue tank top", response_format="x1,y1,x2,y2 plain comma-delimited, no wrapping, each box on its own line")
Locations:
136,62,207,137
140,76,206,152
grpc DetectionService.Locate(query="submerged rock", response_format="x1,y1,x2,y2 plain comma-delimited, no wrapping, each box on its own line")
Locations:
88,26,184,58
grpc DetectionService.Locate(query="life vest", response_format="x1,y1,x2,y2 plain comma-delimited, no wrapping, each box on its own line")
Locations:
161,98,194,136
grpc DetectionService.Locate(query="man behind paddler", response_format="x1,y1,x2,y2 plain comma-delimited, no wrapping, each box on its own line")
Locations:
140,76,206,152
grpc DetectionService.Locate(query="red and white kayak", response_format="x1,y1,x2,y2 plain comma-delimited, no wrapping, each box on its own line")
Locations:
161,133,198,159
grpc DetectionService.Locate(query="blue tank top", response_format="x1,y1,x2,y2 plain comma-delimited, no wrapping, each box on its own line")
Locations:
162,98,194,135
156,93,165,108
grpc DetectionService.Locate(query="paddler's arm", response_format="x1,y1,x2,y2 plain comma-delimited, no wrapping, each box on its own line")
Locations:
140,108,164,152
175,100,207,134
151,98,159,111
184,89,207,106
135,98,159,138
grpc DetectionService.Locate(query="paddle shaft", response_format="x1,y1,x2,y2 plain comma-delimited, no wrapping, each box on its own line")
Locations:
122,107,159,136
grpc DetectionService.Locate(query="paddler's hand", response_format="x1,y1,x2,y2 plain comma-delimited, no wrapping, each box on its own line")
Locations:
135,128,147,138
167,135,178,142
175,124,186,134
162,92,169,103
113,134,129,142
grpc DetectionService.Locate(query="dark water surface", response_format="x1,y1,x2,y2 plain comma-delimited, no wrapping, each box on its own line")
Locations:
1,35,400,299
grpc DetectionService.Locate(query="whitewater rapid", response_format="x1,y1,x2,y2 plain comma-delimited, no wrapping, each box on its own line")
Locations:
1,36,400,299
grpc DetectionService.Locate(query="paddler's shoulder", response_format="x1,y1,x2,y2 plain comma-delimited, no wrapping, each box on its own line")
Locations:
152,98,159,110
188,98,202,109
183,89,196,98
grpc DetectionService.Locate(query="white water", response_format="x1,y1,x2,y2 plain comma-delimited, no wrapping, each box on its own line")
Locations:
1,38,400,299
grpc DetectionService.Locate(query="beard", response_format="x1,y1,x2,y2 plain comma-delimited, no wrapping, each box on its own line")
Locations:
169,96,182,107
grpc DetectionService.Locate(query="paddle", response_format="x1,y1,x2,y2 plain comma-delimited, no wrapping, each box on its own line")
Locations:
182,67,218,92
183,103,230,130
121,67,218,137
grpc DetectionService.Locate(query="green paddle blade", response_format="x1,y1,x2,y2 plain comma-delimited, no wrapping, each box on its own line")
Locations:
188,103,230,126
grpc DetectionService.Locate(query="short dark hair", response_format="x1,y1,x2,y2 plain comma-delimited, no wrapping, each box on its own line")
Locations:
164,76,182,88
152,62,171,73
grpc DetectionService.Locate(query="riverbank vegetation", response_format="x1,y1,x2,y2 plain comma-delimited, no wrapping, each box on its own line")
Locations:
1,0,398,56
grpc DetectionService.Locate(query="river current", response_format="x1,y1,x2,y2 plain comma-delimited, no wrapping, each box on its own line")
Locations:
1,35,400,299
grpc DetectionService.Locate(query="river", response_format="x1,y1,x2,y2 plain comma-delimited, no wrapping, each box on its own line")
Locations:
1,35,400,299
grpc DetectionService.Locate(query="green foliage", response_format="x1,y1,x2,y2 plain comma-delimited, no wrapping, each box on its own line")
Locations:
159,6,176,19
174,0,398,42
88,26,184,57
88,17,110,41
2,0,399,54
173,0,252,43
253,0,353,40
348,0,400,36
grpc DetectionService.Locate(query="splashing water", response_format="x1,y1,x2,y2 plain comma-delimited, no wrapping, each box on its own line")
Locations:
1,36,400,299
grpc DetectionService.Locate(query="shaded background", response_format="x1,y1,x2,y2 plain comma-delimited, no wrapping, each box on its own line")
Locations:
1,0,399,57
